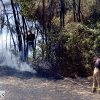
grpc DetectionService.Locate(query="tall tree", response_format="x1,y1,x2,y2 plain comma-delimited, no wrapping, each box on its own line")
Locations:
11,0,23,59
78,0,81,22
73,0,76,22
60,0,65,27
0,0,16,50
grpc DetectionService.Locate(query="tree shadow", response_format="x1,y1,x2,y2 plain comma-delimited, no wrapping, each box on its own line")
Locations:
0,66,36,79
35,70,64,81
0,66,63,80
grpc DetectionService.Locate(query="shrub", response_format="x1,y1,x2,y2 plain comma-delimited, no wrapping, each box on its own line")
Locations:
52,23,100,77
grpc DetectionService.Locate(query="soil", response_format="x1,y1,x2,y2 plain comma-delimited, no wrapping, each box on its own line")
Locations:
0,66,100,100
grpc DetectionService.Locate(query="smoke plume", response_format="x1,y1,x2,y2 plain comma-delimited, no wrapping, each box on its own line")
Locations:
0,30,36,74
0,50,37,74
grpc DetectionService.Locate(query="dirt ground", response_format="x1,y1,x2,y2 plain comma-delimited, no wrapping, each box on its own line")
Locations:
0,66,100,100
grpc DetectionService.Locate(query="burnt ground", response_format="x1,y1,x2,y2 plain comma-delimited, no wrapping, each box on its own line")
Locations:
0,66,100,100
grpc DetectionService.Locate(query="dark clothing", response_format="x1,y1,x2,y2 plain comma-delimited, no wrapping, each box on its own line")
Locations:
27,34,35,42
27,32,35,49
27,32,35,58
95,58,100,70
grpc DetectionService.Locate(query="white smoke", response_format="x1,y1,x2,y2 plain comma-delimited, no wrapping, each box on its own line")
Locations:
0,2,37,74
0,50,37,74
0,29,36,74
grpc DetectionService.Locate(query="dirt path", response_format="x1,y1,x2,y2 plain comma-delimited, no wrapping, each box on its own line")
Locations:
0,66,100,100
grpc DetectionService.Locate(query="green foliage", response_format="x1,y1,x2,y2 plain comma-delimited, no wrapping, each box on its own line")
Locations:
52,24,100,76
13,0,100,77
14,0,36,19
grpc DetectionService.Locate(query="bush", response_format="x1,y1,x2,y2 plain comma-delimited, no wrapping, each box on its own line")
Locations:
52,23,100,77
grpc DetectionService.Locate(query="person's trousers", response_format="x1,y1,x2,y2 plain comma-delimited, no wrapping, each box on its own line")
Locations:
92,68,100,91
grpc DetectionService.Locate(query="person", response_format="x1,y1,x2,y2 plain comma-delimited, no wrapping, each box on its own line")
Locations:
27,30,35,58
92,56,100,93
27,30,35,49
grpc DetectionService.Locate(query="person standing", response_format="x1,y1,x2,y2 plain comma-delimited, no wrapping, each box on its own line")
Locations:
27,30,35,58
27,30,35,49
92,56,100,93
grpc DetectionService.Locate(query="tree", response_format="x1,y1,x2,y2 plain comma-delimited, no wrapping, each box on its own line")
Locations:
72,0,84,22
0,0,16,50
11,0,23,60
60,0,65,27
73,0,76,22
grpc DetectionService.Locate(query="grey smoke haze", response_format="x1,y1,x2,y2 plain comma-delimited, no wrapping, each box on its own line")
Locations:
0,2,37,74
0,30,36,74
0,50,36,74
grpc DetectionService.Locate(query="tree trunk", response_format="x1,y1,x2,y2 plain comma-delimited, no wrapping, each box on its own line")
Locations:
73,0,76,22
11,0,23,60
22,16,28,61
1,0,16,51
60,0,65,27
78,0,81,22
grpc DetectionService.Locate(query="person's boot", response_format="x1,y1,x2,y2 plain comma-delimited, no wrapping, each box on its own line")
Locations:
92,88,96,93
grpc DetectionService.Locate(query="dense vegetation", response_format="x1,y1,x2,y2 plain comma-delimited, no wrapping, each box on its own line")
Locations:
1,0,100,77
